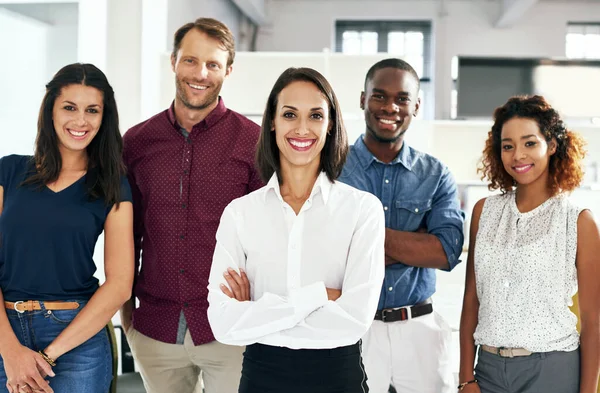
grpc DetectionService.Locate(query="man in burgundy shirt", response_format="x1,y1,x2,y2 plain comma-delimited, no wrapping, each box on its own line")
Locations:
120,18,262,393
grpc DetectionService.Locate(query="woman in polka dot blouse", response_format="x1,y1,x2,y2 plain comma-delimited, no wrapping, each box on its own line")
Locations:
458,95,600,393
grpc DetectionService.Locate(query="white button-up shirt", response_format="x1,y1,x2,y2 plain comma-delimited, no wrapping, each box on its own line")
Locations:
207,171,385,349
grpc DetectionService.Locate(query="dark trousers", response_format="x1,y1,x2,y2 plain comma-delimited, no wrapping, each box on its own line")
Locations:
239,341,369,393
476,346,580,393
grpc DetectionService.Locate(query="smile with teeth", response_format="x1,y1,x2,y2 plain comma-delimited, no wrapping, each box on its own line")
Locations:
513,164,533,174
188,82,208,90
378,119,397,125
288,138,316,150
68,129,88,137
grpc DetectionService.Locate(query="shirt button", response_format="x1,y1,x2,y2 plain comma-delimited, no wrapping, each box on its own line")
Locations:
182,204,187,209
384,206,388,211
180,269,185,274
388,287,393,292
414,208,419,213
504,281,510,288
385,179,390,184
180,235,185,240
184,170,188,174
183,302,189,307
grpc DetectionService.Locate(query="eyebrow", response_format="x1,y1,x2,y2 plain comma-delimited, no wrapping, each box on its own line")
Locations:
282,105,324,111
62,100,101,108
372,88,411,96
501,134,536,142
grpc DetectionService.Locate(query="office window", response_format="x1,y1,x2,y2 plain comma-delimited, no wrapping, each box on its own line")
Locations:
342,31,378,54
335,21,432,79
566,23,600,59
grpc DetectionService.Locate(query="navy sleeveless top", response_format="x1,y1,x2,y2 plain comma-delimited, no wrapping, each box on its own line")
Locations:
0,154,132,301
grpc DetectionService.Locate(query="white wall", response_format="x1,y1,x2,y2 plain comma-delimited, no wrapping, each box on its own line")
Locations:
167,0,243,52
257,0,600,119
47,24,78,80
1,2,78,81
0,8,48,158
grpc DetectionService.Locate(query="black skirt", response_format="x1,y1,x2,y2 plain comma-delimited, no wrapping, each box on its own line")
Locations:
238,341,369,393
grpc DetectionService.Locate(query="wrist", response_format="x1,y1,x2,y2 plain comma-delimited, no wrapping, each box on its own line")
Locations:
458,378,478,391
0,337,22,355
458,370,475,382
43,344,63,361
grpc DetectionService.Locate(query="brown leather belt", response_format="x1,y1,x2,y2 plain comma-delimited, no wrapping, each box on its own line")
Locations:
5,301,80,314
481,345,533,358
374,299,433,322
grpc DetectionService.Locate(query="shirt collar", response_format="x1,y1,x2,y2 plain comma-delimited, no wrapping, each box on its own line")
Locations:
353,135,414,171
167,97,228,132
264,171,332,205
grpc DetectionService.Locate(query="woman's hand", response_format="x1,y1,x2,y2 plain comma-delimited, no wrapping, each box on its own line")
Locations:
2,344,54,393
326,288,341,301
221,268,250,301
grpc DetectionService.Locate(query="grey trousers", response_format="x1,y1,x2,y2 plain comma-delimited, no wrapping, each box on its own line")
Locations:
475,346,580,393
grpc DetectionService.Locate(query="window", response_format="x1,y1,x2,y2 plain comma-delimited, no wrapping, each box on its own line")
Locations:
335,21,432,80
566,23,600,59
336,21,433,119
342,31,378,54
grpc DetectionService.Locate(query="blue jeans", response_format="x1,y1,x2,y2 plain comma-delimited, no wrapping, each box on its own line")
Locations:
0,300,112,393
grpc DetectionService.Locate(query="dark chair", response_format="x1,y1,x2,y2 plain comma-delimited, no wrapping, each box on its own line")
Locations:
108,323,146,393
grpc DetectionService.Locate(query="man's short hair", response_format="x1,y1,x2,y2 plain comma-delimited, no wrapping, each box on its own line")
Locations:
364,58,420,91
172,18,235,66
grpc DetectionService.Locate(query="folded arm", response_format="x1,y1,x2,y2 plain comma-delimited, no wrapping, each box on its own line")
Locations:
385,167,464,271
208,198,385,348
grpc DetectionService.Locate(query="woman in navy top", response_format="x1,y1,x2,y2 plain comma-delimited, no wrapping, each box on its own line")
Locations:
0,63,134,393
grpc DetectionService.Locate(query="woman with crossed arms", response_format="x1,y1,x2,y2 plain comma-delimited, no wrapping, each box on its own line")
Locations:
207,67,385,393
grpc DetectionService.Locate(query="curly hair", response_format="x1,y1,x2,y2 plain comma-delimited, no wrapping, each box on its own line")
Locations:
479,95,586,195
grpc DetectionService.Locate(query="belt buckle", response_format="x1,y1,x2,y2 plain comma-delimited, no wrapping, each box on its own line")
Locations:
381,309,390,322
400,306,412,321
497,347,514,358
13,301,25,314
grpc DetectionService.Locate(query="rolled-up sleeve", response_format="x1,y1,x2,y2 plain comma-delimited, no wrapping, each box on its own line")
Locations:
426,167,465,271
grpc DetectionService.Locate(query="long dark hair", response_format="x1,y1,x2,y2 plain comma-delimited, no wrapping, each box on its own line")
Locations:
256,67,348,183
23,63,125,206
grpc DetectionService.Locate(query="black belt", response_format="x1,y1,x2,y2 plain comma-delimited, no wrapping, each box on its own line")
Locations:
374,301,433,322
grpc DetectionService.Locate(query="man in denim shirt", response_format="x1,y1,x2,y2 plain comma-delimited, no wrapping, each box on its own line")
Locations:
339,58,465,393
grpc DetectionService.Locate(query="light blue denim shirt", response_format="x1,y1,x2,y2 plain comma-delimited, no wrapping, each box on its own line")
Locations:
339,136,465,310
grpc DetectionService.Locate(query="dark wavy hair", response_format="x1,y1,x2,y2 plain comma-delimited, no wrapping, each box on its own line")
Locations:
479,95,586,195
256,67,348,183
22,63,125,206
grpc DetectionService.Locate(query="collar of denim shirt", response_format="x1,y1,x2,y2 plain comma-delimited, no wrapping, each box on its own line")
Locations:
352,135,415,172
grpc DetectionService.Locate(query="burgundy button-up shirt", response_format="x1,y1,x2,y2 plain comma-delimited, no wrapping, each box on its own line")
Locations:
123,98,262,345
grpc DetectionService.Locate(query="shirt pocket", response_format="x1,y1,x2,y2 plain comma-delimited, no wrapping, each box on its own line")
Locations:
394,199,431,231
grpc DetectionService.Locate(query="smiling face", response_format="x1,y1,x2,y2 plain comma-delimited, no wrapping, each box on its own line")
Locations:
500,117,556,187
171,28,231,111
361,67,420,145
52,84,103,153
273,80,330,175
